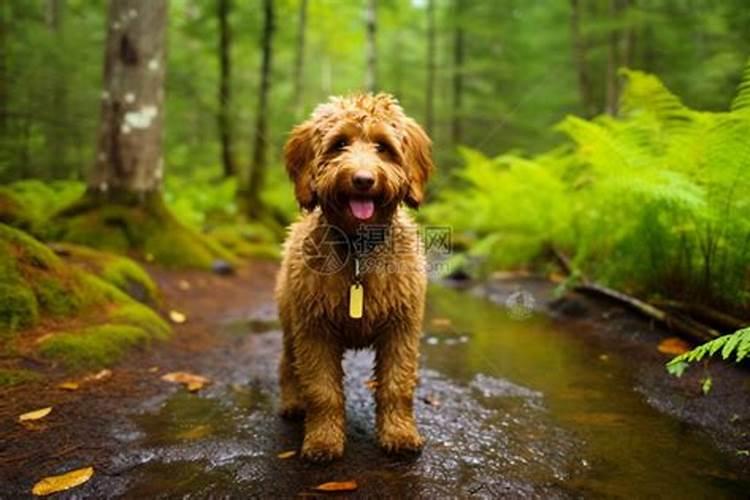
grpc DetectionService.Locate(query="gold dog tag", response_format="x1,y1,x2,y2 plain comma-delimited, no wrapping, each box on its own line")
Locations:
349,283,364,319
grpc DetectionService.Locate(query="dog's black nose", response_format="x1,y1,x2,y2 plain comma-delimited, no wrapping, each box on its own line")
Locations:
353,170,375,191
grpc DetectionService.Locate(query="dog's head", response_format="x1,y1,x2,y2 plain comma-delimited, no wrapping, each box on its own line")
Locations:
284,93,434,231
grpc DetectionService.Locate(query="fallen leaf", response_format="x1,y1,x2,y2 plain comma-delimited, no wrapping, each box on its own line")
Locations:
32,466,94,496
178,280,191,291
658,337,690,356
548,271,567,283
58,382,79,391
177,424,212,441
148,366,159,373
313,480,358,492
364,379,378,391
169,310,187,324
162,371,210,392
145,253,155,262
83,369,112,382
277,450,296,459
19,407,52,422
35,333,54,344
430,317,452,328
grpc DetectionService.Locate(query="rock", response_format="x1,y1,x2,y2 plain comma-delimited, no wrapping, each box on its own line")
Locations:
211,259,235,275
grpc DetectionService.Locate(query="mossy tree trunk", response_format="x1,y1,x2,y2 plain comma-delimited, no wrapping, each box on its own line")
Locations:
89,0,167,201
425,0,435,136
365,0,377,93
292,0,308,118
451,0,464,145
240,0,274,219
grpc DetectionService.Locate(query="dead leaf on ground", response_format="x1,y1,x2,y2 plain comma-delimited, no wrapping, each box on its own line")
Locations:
178,280,191,291
313,480,358,492
430,317,452,328
364,379,378,391
169,310,187,324
32,466,94,496
277,450,296,459
177,424,212,441
84,369,112,382
548,271,567,283
58,382,79,391
658,337,690,356
19,407,52,422
162,371,210,392
148,366,159,373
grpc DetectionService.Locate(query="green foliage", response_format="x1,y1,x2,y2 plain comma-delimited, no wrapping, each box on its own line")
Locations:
0,368,42,387
667,328,750,376
428,66,750,314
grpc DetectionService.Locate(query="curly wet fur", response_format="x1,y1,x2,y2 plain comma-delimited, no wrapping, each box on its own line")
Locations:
275,93,434,461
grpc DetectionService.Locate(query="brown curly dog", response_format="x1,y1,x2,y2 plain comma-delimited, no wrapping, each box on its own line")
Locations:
275,93,434,462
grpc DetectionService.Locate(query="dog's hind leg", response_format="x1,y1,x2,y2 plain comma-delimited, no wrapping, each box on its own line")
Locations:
279,332,305,419
374,322,424,455
294,329,346,462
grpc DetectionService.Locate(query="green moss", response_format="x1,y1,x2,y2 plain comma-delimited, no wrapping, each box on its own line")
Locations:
53,190,237,269
109,303,170,339
0,284,38,336
0,188,35,231
39,324,153,370
51,243,160,305
206,223,281,261
0,368,43,387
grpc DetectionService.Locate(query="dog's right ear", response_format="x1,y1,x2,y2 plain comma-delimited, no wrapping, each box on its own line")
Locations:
283,121,317,210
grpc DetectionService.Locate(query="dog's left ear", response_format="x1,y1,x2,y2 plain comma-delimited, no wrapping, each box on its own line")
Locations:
402,118,434,208
284,121,317,210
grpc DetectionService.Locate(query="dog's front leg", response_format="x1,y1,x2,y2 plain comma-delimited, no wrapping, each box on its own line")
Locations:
374,323,424,454
294,329,346,461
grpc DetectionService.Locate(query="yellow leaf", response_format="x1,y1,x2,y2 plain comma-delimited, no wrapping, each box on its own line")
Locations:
19,407,52,422
313,480,358,492
169,310,187,324
178,280,191,291
430,317,452,328
177,424,212,441
32,466,94,496
58,382,79,391
84,369,112,382
658,337,690,355
162,371,210,392
148,366,159,373
277,450,296,459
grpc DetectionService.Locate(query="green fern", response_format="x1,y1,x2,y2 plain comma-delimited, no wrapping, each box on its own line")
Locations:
730,57,750,113
667,327,750,376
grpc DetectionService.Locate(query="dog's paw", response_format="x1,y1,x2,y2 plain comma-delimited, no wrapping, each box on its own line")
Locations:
279,402,305,420
301,431,344,462
378,424,424,455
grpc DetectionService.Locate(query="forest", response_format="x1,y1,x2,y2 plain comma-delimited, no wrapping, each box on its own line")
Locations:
1,0,750,497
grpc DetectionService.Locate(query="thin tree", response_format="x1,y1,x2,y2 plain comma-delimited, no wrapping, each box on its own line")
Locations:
217,0,236,177
293,0,308,117
47,0,67,176
451,0,464,145
605,0,625,115
570,0,596,117
243,0,275,219
88,0,167,200
365,0,377,92
0,1,7,142
425,0,436,136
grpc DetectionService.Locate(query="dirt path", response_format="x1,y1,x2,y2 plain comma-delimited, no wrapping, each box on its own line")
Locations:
1,264,750,498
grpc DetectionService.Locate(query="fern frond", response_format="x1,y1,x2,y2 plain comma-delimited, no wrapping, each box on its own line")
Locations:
619,69,693,130
730,57,750,113
667,328,750,373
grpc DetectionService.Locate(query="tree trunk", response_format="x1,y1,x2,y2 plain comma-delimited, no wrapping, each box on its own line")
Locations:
451,0,464,145
605,0,625,115
89,0,167,199
47,0,67,177
243,0,274,219
570,0,596,117
217,0,236,178
0,1,8,141
365,0,377,93
425,0,436,136
293,0,308,117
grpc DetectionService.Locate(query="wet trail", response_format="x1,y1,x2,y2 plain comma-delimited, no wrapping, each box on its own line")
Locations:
2,268,750,498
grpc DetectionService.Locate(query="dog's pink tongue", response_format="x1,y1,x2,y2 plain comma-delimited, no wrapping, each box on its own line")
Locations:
349,199,375,220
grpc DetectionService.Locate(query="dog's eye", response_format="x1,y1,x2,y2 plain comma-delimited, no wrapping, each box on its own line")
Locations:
375,141,388,153
333,139,348,151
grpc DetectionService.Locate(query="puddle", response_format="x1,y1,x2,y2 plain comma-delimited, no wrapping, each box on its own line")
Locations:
111,286,750,497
